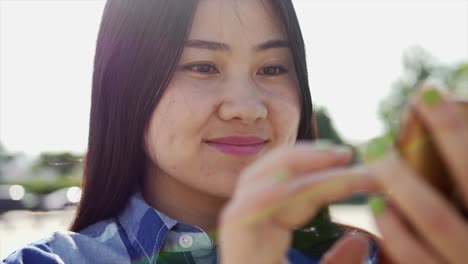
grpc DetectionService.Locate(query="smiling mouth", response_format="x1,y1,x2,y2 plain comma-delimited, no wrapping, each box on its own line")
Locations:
205,141,268,156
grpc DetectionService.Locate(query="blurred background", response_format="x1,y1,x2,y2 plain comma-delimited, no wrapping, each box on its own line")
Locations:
0,0,467,260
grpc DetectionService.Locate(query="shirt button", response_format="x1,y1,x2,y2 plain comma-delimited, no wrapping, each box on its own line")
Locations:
179,234,193,249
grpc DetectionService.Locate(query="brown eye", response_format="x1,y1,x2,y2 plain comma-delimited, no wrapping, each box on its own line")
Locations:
185,63,219,74
258,65,287,76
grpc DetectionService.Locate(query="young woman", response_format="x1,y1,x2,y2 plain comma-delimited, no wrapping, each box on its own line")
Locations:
4,0,467,263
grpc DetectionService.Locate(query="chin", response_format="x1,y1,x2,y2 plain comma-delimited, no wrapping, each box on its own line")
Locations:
208,186,235,199
201,183,235,199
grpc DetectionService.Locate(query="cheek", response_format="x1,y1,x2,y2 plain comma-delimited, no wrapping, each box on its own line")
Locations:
144,89,184,163
268,88,301,143
145,83,217,167
280,104,301,140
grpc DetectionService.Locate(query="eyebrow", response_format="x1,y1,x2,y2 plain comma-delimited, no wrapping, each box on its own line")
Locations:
184,39,291,52
185,39,229,51
256,39,291,51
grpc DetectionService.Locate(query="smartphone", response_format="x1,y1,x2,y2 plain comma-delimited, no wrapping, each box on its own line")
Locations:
396,97,468,217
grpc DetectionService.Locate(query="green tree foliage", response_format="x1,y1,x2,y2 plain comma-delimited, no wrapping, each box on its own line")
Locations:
378,47,435,138
445,62,468,96
32,152,83,177
314,108,361,164
378,46,468,139
362,47,468,165
315,108,344,144
0,142,16,179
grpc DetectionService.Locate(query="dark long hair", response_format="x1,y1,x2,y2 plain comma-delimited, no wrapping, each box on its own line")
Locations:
71,0,315,232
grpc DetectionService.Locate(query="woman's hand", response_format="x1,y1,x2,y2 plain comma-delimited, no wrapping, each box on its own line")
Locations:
218,142,376,264
367,88,468,264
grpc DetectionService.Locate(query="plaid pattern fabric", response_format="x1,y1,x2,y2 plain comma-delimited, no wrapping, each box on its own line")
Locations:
3,192,315,263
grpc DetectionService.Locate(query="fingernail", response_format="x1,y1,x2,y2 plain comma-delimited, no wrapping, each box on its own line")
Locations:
313,139,334,150
333,145,352,155
422,88,442,106
272,171,288,183
364,138,392,163
368,195,385,215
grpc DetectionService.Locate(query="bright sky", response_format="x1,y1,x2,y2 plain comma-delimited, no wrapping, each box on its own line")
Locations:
1,0,467,156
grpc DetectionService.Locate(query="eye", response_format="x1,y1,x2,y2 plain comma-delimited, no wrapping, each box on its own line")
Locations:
183,63,219,74
258,65,288,76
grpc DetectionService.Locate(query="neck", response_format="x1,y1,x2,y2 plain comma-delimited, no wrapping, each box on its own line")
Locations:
142,164,228,239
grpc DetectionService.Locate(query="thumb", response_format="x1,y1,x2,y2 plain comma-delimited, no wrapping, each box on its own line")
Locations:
320,233,369,264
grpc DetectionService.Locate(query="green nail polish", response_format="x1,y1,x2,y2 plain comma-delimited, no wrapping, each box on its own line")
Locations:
422,88,442,106
368,196,385,215
272,171,288,183
364,138,391,163
313,140,334,150
333,145,351,154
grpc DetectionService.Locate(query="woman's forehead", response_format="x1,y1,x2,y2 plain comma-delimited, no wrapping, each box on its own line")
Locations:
188,0,287,45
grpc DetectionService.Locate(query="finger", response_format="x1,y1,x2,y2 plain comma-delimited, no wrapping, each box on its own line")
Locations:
320,233,369,264
415,87,468,205
274,165,378,228
371,203,440,264
371,154,468,263
222,165,379,229
237,141,353,188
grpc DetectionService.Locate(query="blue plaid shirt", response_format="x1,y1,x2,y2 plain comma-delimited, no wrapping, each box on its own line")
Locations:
3,192,316,263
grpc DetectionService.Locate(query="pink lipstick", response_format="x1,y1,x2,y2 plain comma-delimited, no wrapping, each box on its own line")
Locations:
206,136,267,156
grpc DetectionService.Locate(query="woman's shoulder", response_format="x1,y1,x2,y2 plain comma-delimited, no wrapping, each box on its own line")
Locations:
2,234,60,264
2,230,81,264
2,217,129,264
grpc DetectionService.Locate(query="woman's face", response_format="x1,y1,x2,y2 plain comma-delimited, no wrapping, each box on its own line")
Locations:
145,0,301,198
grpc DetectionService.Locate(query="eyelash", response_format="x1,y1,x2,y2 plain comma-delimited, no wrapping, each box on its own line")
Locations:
183,63,219,74
182,63,288,76
259,65,288,76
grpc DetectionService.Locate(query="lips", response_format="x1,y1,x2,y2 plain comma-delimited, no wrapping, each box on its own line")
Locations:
205,136,268,156
206,136,267,145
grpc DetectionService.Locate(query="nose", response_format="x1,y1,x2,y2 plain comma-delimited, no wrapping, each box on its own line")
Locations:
218,78,268,124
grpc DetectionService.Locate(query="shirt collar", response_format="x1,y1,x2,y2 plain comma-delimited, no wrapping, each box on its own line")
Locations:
117,192,173,262
116,192,316,263
117,192,214,262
